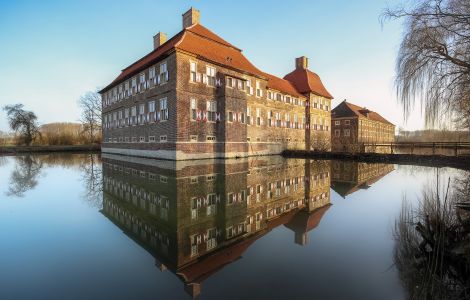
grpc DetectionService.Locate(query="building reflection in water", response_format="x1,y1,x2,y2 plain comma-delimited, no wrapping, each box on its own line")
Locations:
101,154,331,298
330,161,395,198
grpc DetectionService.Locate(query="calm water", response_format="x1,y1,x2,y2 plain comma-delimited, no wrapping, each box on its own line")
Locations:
0,153,466,300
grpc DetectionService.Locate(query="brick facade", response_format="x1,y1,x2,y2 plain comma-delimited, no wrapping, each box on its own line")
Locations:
331,101,395,152
100,8,333,160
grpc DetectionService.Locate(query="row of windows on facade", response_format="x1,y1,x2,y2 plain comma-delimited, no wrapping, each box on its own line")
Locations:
334,119,394,133
103,97,329,131
103,61,169,107
191,61,331,111
104,202,170,247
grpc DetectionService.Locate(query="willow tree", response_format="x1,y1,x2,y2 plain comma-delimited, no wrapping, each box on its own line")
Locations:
383,0,470,129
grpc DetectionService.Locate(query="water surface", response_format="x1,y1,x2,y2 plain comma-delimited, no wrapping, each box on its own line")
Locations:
0,153,465,300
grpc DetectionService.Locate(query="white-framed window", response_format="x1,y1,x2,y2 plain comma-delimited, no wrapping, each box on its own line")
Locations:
276,93,282,101
190,98,197,121
246,107,251,125
206,135,216,141
139,73,146,90
190,135,198,142
255,80,262,97
228,111,233,122
206,66,216,86
190,61,197,82
160,98,168,120
149,136,156,142
256,108,261,126
226,77,234,88
335,129,340,137
131,77,137,93
206,101,216,122
334,120,340,126
140,136,145,143
237,79,245,90
160,62,168,83
246,80,253,95
148,101,156,113
139,104,145,115
149,67,156,82
160,135,167,142
344,129,350,137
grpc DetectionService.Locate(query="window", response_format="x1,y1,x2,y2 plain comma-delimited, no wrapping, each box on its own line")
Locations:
226,77,233,88
206,101,216,122
246,107,251,125
139,73,146,90
255,80,262,97
190,61,197,82
345,120,350,125
149,136,156,142
256,108,261,126
240,112,245,123
160,98,168,120
335,129,340,137
160,62,168,83
334,120,340,126
149,67,156,82
139,104,145,115
206,135,216,141
344,129,350,137
228,111,233,122
206,66,216,86
276,93,282,101
160,135,167,142
148,101,155,113
246,80,253,95
140,136,145,143
190,98,197,121
237,79,245,90
190,135,198,142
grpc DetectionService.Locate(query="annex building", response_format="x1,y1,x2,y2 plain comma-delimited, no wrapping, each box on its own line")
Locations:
100,8,333,160
330,101,395,152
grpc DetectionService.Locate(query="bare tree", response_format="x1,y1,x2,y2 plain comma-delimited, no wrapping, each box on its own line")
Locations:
3,104,40,145
78,91,102,144
382,0,470,129
6,155,43,197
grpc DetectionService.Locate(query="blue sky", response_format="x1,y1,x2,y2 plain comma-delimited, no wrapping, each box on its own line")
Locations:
0,0,422,132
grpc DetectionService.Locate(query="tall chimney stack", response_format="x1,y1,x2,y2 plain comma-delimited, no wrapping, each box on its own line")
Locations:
295,56,309,70
182,7,200,29
153,32,167,49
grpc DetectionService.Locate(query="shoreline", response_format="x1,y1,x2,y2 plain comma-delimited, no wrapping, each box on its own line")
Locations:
0,144,101,154
282,150,470,171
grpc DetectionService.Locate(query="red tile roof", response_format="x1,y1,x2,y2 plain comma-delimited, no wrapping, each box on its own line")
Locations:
100,23,332,101
332,101,394,125
263,72,305,98
283,68,333,99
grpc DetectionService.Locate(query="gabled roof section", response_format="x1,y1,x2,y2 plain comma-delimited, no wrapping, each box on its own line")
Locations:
100,24,266,94
332,101,394,125
283,68,333,99
263,72,305,98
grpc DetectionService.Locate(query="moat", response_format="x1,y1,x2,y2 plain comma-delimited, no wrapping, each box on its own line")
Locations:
0,153,468,300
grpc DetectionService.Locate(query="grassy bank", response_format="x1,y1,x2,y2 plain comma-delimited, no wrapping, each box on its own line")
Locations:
0,144,101,154
282,150,470,171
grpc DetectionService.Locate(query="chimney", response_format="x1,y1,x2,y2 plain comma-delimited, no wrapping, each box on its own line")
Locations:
295,56,309,70
182,7,200,29
153,32,167,49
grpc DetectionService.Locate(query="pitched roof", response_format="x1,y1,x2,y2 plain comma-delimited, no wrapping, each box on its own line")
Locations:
283,68,333,99
263,72,305,98
100,23,332,101
100,24,266,93
332,101,394,125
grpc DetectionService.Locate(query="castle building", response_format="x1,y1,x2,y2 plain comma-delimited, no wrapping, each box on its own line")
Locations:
100,8,333,160
330,101,395,152
101,154,331,298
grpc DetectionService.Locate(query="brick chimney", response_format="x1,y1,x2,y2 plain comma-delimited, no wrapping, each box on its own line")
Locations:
182,7,200,29
153,32,167,49
295,56,309,70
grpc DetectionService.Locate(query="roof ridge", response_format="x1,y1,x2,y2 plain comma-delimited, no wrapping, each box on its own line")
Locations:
186,24,241,51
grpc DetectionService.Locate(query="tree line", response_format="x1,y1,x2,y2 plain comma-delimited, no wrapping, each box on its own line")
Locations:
2,91,102,146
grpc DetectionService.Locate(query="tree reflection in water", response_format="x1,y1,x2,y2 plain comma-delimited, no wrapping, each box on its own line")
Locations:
79,154,103,208
6,155,43,197
394,170,470,299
